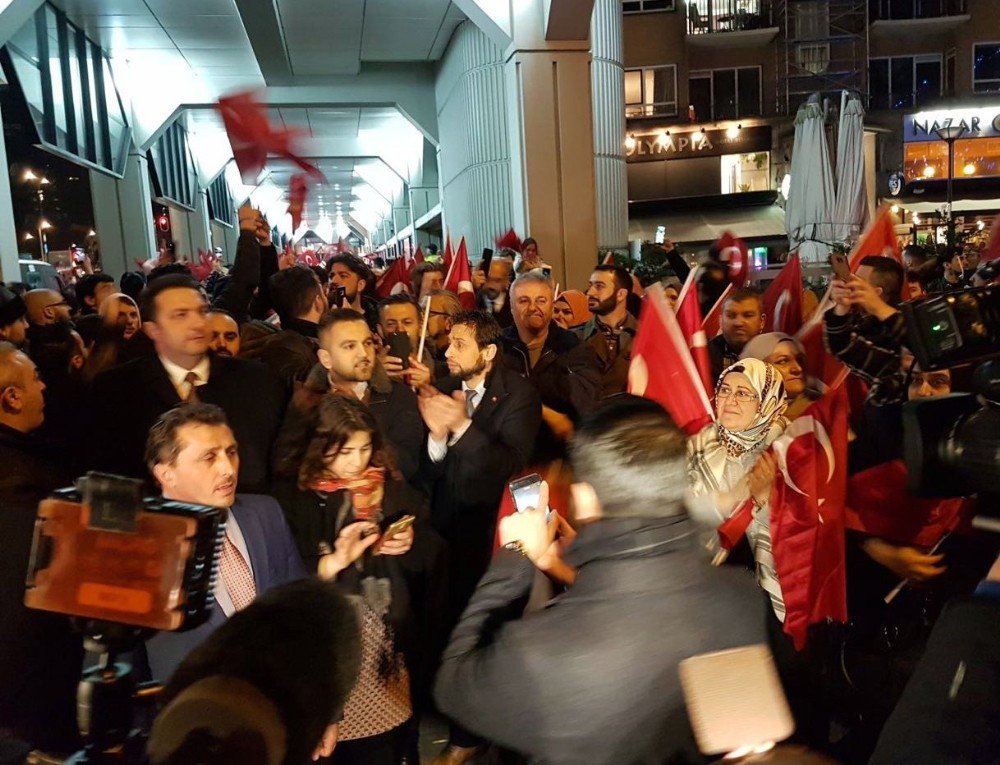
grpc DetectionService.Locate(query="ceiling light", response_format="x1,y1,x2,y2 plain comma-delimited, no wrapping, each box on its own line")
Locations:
23,169,36,181
40,177,50,185
923,165,936,178
963,162,976,175
39,219,51,230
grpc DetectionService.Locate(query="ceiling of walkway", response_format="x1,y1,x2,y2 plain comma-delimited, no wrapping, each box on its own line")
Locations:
55,0,464,237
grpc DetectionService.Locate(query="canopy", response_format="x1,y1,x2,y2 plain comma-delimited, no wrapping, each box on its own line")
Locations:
785,95,836,263
832,92,870,243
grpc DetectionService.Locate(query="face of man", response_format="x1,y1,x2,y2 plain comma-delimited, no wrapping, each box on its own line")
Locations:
92,280,116,311
154,423,239,508
118,301,141,340
380,303,420,348
663,286,679,310
0,351,46,432
512,281,553,335
319,319,376,383
907,361,951,400
721,297,763,350
586,271,623,317
419,270,445,299
445,323,495,381
207,312,240,357
0,316,28,348
483,261,512,300
329,264,364,303
767,340,806,399
144,287,210,361
855,265,884,297
427,295,454,352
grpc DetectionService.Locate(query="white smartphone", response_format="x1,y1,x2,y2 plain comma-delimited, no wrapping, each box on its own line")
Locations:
509,474,551,519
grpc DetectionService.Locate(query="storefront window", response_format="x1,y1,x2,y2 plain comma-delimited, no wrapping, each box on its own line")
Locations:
903,137,1000,181
721,151,770,194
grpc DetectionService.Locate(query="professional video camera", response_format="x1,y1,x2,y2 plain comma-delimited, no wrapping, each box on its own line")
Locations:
900,283,1000,513
24,472,226,764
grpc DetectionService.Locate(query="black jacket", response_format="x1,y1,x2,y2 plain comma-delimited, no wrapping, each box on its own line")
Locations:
575,313,639,397
477,290,514,329
212,230,280,324
239,317,320,396
871,594,1000,764
0,424,82,754
707,332,741,384
500,322,600,459
434,516,766,765
86,354,286,491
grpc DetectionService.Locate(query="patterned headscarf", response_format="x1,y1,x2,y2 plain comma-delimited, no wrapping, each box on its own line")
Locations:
715,358,788,457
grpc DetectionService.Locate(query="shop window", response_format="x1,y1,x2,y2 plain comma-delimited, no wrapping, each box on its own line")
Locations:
622,0,675,14
869,55,941,109
721,152,771,194
625,65,678,117
689,67,761,121
973,43,1000,93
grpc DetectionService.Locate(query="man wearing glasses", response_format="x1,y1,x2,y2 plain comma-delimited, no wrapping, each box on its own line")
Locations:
23,289,72,327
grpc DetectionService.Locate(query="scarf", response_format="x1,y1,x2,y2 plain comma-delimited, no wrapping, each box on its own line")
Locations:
310,466,386,521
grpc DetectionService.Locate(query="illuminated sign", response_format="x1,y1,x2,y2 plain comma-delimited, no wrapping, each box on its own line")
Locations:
904,108,1000,142
625,124,771,163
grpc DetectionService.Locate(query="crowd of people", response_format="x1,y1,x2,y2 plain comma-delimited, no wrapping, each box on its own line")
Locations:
0,200,998,765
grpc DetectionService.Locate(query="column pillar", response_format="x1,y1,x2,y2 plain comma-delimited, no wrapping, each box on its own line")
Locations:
89,146,156,279
0,100,21,282
590,0,628,252
192,189,213,254
505,2,598,291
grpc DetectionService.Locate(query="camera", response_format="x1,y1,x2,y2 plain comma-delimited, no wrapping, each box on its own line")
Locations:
900,285,1000,506
24,472,226,763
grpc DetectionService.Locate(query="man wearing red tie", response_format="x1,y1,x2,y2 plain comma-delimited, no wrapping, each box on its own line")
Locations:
143,404,305,682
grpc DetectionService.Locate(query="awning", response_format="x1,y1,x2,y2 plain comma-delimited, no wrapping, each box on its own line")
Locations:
628,202,787,244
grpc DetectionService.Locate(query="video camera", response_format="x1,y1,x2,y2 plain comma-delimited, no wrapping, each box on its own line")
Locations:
900,284,1000,508
24,472,226,764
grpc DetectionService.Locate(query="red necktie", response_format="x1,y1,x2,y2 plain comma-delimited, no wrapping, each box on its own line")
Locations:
219,533,256,611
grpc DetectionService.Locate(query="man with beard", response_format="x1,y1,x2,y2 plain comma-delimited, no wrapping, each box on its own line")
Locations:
417,311,540,765
576,264,638,397
708,288,765,381
206,311,240,357
23,289,72,328
327,254,380,330
476,252,514,328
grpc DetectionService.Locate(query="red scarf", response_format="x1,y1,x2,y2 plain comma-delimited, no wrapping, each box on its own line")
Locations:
311,467,386,520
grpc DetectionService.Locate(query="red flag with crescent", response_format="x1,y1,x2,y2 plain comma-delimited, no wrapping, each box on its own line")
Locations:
716,231,751,287
761,252,804,335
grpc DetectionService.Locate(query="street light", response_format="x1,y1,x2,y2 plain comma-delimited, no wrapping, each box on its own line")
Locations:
934,124,967,247
36,218,51,260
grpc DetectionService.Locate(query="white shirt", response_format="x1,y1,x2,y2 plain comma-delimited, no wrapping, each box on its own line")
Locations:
159,354,211,401
428,379,486,462
214,509,254,618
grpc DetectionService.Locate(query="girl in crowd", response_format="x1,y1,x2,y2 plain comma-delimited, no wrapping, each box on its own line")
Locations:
740,333,824,421
273,395,417,765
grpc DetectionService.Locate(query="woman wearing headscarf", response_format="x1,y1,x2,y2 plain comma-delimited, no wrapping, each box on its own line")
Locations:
83,293,153,382
551,290,589,330
740,333,825,421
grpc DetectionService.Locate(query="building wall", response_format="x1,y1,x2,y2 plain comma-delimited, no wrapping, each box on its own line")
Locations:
435,20,514,259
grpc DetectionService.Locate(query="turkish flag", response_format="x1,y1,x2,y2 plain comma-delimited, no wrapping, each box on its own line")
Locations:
701,283,732,338
216,90,322,184
412,246,424,265
717,231,751,287
761,252,804,335
769,385,850,650
442,235,453,271
848,205,902,272
628,283,714,435
445,237,476,309
376,256,411,298
495,228,522,253
288,173,309,232
675,271,713,396
795,291,850,392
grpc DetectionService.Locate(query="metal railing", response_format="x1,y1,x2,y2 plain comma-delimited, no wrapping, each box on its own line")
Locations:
686,0,774,34
870,0,967,21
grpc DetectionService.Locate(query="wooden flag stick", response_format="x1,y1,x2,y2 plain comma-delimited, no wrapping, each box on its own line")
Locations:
416,294,433,365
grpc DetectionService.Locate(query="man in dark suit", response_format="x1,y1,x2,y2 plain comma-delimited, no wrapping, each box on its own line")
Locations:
417,311,540,764
87,274,285,491
143,404,305,682
475,252,515,329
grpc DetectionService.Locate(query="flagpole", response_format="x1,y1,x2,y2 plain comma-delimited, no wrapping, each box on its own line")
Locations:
676,265,699,309
553,283,560,300
702,284,733,328
416,294,433,365
443,237,460,286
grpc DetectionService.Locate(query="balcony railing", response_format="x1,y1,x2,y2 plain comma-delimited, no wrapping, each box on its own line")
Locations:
686,0,773,35
870,0,967,21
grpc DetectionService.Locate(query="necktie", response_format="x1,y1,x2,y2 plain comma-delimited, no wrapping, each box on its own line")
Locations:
465,388,478,418
185,371,201,403
219,533,256,612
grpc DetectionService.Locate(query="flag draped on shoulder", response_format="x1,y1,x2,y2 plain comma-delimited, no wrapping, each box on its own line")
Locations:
628,283,713,435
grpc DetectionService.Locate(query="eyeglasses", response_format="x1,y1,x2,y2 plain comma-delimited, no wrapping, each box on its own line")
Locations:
716,385,758,404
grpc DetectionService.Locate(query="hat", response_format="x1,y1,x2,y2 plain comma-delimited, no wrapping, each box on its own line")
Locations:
0,286,26,327
739,332,802,362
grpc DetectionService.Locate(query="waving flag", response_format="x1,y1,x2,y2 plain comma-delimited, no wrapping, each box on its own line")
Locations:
288,173,309,233
848,205,901,272
769,385,850,649
628,283,713,435
445,237,476,309
717,231,751,287
496,229,522,253
413,246,424,265
675,269,713,396
795,290,850,392
701,284,732,338
762,252,804,335
376,256,410,298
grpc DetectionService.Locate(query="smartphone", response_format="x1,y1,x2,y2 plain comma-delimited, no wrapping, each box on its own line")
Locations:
509,473,547,515
654,226,666,245
382,514,416,540
329,284,347,307
829,252,851,281
386,331,412,369
481,247,494,274
541,266,552,278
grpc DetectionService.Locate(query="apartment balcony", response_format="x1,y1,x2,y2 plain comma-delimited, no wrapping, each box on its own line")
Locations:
685,0,779,48
869,0,970,38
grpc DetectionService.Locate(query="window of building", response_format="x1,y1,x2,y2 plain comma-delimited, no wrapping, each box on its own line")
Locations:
207,172,235,228
869,55,941,109
622,0,675,13
721,152,771,194
973,43,1000,93
688,67,761,121
625,65,678,117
